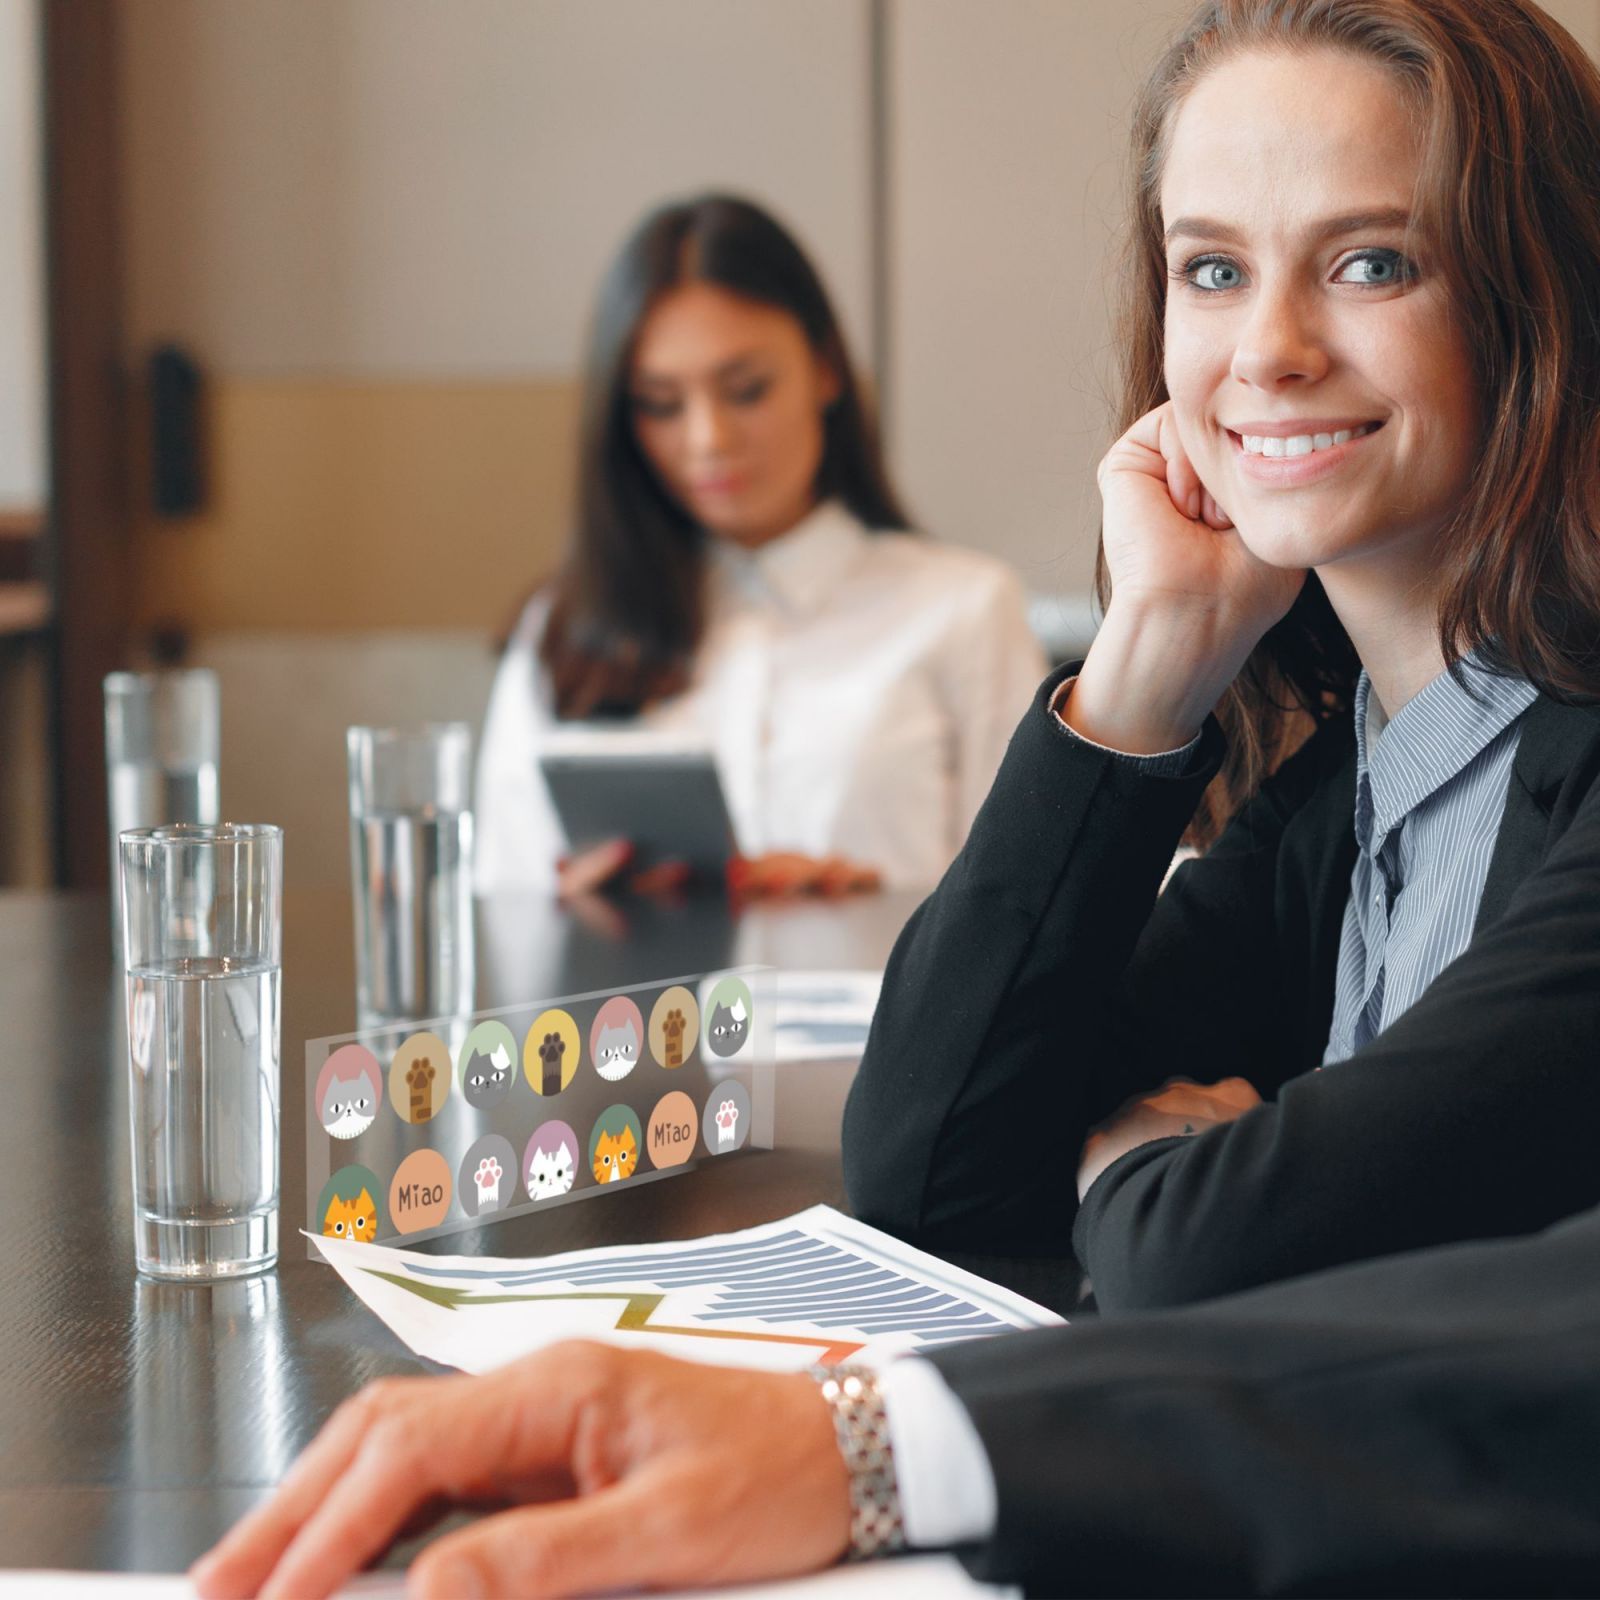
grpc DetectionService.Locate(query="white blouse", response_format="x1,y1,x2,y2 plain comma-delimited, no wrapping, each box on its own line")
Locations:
473,501,1048,893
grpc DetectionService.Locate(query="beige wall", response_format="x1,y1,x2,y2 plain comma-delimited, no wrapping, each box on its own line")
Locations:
120,0,874,377
887,0,1192,602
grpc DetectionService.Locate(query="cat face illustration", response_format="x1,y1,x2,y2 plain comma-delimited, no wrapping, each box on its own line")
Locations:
592,1125,638,1184
463,1043,513,1109
708,997,747,1057
595,1018,639,1082
320,1072,376,1140
323,1187,377,1241
527,1140,576,1201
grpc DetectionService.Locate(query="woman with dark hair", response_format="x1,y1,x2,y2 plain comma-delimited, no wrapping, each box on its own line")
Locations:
845,0,1600,1305
475,194,1045,898
198,5,1600,1597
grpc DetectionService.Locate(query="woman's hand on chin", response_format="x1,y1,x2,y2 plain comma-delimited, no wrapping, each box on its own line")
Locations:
1065,402,1309,755
728,852,883,899
189,1342,852,1600
1098,400,1306,640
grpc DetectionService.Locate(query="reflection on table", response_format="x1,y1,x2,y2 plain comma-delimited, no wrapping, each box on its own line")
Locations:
0,887,1081,1573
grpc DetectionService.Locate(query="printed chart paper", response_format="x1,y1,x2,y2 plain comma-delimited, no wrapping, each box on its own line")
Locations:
2,1554,1015,1598
774,970,883,1062
313,1203,1063,1374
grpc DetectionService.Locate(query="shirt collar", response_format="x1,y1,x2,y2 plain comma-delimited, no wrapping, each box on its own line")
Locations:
1352,648,1538,850
709,500,869,616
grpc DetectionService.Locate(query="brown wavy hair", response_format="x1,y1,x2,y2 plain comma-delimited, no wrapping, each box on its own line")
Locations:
1110,0,1600,845
537,194,909,720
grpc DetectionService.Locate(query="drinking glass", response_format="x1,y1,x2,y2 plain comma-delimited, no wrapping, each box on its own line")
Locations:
105,670,221,959
121,823,282,1279
346,724,475,1026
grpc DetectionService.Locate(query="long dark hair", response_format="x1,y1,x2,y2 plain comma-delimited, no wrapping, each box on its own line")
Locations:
1113,0,1600,846
537,193,910,718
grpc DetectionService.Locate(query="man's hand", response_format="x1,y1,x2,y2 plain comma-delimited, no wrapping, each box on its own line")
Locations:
191,1342,851,1600
1077,1076,1262,1201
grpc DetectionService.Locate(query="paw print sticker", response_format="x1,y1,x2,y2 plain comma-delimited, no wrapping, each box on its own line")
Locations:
702,1078,751,1154
473,1157,502,1210
457,1134,517,1220
538,1032,566,1093
387,1031,452,1123
664,1011,687,1064
649,986,699,1069
523,1009,580,1096
406,1058,436,1122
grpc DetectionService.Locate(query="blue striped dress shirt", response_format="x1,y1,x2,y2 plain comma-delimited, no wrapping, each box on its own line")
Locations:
1320,653,1538,1064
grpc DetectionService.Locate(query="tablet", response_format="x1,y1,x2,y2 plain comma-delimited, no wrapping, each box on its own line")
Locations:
538,735,736,881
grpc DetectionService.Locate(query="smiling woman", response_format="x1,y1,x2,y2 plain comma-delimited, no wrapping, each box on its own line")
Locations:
847,0,1600,1304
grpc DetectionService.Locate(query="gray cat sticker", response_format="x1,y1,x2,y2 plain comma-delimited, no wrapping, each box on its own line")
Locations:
321,1070,377,1140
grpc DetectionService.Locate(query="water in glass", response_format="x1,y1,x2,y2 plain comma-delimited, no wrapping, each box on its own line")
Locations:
126,954,280,1278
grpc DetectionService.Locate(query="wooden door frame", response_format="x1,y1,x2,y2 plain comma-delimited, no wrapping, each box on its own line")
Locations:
42,0,128,888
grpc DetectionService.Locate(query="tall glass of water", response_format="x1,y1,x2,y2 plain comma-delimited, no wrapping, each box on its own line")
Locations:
105,670,221,960
346,724,475,1027
120,823,282,1279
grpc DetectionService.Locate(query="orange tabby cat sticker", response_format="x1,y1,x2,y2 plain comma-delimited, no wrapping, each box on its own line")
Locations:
317,1165,385,1243
588,1105,643,1185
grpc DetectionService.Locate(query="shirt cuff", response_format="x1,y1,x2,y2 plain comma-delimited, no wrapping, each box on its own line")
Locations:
878,1356,998,1546
1049,676,1204,776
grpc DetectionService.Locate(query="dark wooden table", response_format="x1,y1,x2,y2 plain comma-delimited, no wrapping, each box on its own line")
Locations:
0,886,1081,1572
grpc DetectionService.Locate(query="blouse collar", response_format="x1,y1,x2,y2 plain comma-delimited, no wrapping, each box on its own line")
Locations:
710,500,869,616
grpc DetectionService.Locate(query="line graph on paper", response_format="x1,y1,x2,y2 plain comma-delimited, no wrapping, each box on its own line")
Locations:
312,1204,1065,1374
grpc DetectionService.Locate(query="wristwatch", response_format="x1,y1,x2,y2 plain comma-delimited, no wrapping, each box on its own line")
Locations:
809,1363,907,1559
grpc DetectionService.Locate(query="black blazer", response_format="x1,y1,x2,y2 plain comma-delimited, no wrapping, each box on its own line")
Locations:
927,1202,1600,1595
843,663,1600,1308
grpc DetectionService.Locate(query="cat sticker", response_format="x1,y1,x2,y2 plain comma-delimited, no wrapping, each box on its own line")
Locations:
316,1164,386,1243
701,976,754,1060
324,1188,377,1240
458,1021,519,1110
588,996,645,1083
524,1120,580,1201
315,1045,383,1141
457,1134,517,1218
588,1105,643,1185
